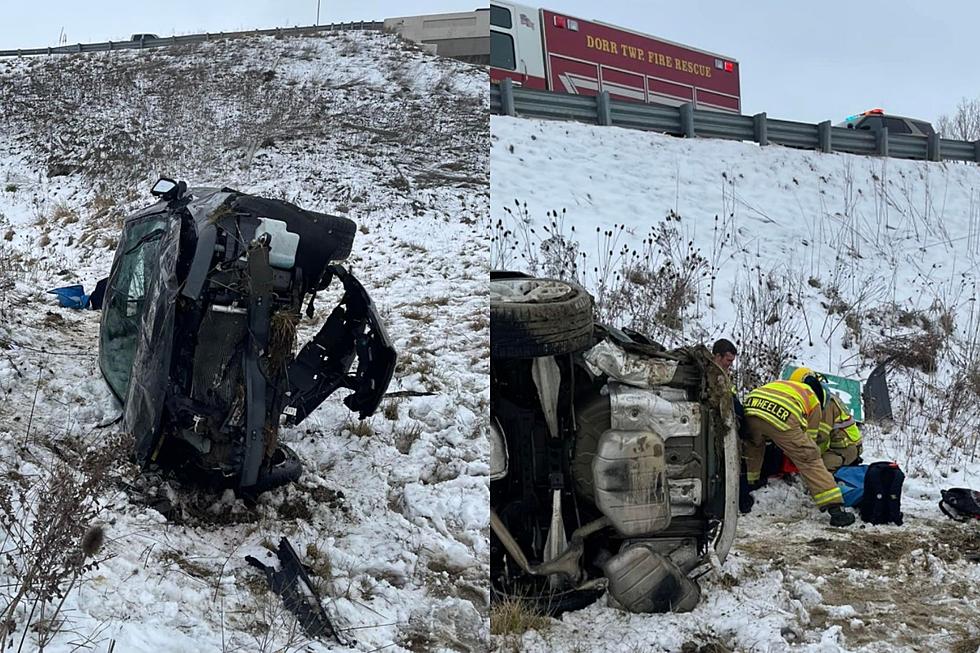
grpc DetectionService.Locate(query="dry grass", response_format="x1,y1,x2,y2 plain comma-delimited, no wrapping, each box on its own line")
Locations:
0,431,128,648
51,202,78,225
303,542,333,584
952,635,980,653
862,331,944,373
342,418,374,438
159,549,214,579
401,308,435,323
381,399,400,421
490,598,550,636
268,310,299,371
396,353,437,390
393,422,423,455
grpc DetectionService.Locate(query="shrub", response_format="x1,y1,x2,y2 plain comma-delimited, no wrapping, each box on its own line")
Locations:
732,266,806,392
0,432,127,648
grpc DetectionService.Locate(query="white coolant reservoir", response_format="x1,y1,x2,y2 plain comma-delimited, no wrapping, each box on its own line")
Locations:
255,218,300,269
593,429,671,536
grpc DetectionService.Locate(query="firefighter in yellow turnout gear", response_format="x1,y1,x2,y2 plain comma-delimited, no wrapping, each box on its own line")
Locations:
743,376,856,526
818,394,863,471
789,368,863,472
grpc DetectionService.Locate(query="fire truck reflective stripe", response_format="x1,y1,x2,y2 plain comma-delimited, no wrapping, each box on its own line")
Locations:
600,80,646,100
557,72,598,94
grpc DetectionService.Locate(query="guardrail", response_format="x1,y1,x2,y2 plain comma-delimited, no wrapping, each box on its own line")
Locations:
0,22,383,58
492,79,980,164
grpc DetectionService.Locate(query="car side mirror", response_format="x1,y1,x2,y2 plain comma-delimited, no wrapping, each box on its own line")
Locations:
151,177,186,201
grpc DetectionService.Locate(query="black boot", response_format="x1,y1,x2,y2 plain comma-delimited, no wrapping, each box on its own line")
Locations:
828,505,855,527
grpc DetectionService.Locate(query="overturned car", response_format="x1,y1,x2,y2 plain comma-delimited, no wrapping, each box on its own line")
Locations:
490,272,739,614
99,178,395,493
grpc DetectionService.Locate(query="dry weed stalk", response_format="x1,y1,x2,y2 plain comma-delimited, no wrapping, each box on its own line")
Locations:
0,432,127,650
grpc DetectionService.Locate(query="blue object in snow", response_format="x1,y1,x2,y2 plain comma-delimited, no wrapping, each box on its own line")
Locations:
47,284,89,309
834,464,869,507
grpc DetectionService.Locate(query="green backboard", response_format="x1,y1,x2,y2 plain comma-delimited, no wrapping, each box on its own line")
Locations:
780,364,864,423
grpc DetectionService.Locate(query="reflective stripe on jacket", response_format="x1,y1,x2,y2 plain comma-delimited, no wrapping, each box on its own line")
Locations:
827,395,862,448
744,380,821,437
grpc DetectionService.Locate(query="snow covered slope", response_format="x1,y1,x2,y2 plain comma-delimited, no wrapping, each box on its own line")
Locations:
0,31,488,652
491,116,980,652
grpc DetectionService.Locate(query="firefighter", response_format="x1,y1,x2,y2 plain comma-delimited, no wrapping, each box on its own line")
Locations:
788,368,863,471
822,394,863,470
743,375,855,526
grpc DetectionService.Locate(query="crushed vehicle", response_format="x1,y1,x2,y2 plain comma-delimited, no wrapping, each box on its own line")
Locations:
99,178,396,493
490,271,738,614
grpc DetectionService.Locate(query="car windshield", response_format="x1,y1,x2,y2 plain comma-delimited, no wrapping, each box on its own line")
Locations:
99,213,169,399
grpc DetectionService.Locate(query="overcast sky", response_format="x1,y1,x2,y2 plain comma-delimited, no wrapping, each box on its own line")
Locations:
3,1,978,125
0,1,480,49
534,0,979,125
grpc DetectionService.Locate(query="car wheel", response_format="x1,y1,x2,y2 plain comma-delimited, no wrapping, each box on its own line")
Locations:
490,276,593,358
313,213,357,262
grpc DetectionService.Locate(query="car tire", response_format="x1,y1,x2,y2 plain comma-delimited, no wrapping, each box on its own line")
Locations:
311,213,356,262
490,276,594,358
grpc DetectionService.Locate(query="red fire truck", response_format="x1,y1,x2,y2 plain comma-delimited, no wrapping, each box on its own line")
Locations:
489,3,741,113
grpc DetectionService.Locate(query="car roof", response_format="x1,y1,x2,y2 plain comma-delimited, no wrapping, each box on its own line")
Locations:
836,110,933,130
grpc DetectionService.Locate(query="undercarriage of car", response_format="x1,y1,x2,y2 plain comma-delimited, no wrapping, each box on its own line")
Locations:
490,273,739,614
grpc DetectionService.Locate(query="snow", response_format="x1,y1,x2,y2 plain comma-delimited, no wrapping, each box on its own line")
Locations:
492,115,980,652
0,30,488,652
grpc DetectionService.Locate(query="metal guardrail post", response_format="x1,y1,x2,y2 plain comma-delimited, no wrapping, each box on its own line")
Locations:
876,127,889,157
680,103,695,138
597,91,612,126
753,113,767,145
927,133,940,162
500,78,516,117
818,121,831,153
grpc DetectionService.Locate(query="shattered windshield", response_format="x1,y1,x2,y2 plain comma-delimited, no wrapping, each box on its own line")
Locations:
99,213,169,399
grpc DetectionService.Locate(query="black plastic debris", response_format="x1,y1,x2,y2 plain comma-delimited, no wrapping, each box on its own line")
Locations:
245,537,345,644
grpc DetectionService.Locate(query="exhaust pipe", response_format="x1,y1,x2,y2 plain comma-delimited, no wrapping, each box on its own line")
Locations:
490,510,609,581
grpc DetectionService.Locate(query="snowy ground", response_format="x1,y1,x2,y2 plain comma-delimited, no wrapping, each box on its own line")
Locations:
491,115,980,653
0,31,488,652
